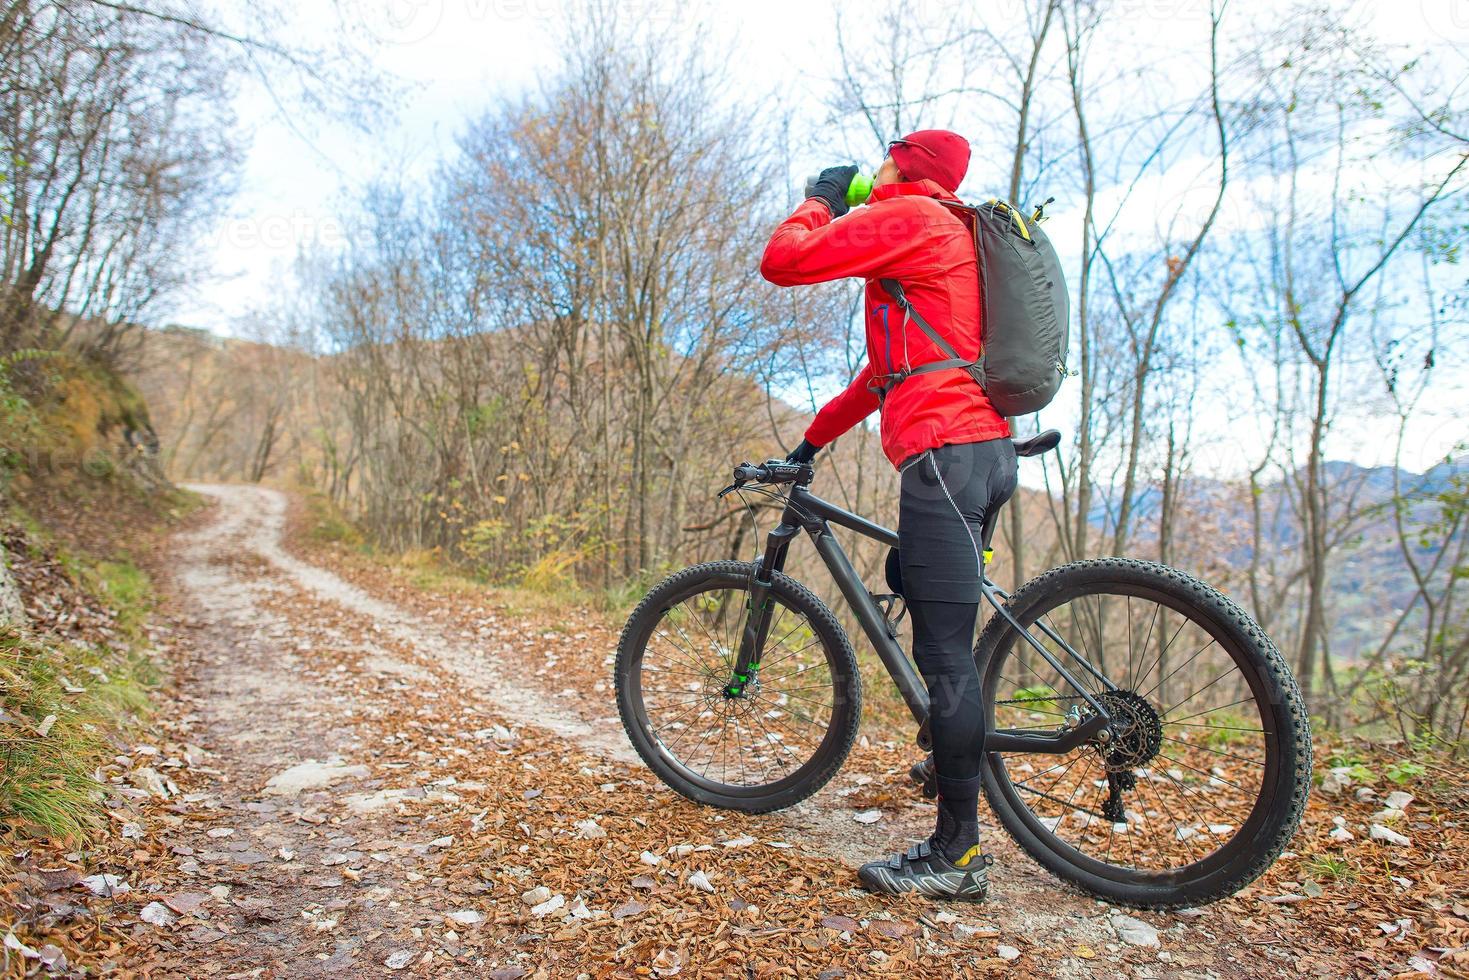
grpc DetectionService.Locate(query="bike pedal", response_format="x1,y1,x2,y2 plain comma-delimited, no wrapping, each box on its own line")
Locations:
909,756,938,800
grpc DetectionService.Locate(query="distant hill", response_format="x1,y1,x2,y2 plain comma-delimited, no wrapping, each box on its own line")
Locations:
1087,456,1463,662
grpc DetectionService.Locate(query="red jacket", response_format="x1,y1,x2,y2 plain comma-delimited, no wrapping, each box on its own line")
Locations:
760,179,1009,469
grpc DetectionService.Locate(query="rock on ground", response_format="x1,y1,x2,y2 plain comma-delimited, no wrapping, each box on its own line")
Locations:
262,759,371,796
1110,913,1161,948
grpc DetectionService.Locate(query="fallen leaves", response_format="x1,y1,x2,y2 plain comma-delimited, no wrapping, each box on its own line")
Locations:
294,520,1469,979
869,919,912,939
16,492,1463,980
163,892,209,915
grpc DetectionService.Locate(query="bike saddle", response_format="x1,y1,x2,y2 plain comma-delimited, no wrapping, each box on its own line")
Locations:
1012,429,1061,458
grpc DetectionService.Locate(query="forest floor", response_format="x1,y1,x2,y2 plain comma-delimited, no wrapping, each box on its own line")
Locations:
6,484,1467,978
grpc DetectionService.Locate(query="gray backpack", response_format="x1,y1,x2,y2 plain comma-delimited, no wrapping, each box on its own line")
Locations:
874,199,1070,418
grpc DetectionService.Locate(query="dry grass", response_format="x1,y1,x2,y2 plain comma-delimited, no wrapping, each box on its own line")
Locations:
0,625,152,841
0,521,162,842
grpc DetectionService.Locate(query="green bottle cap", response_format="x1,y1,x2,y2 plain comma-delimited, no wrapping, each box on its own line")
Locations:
846,173,874,206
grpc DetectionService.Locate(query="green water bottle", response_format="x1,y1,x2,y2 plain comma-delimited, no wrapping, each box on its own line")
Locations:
804,170,875,207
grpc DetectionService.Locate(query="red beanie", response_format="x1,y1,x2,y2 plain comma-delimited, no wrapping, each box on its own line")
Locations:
889,129,970,193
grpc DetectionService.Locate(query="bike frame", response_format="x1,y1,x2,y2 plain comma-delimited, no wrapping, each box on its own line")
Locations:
732,480,1114,755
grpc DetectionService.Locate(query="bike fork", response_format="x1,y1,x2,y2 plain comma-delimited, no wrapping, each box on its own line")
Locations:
725,522,798,697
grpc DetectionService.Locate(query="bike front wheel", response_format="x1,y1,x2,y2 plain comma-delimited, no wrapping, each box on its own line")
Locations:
977,558,1312,908
615,561,862,813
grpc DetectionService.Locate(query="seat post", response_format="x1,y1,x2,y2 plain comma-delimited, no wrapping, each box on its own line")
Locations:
980,507,1000,552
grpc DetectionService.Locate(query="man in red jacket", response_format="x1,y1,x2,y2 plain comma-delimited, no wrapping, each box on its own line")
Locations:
761,131,1018,901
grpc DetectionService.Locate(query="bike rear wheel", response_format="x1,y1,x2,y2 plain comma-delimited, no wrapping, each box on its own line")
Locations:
615,560,861,813
977,558,1312,908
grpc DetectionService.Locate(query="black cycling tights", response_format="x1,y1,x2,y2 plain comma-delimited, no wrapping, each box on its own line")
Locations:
895,437,1017,860
908,595,985,860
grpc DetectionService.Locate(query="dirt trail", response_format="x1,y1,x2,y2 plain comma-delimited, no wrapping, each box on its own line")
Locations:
190,483,639,766
119,484,1298,977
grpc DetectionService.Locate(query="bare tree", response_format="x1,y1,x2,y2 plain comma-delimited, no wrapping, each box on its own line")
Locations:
306,3,825,589
1226,12,1468,702
0,1,237,356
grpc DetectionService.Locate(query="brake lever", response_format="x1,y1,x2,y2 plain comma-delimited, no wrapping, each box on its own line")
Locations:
717,480,745,499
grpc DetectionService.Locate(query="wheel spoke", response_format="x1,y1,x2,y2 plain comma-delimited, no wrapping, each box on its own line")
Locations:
1139,637,1218,702
1166,696,1256,726
1158,734,1265,768
1131,601,1161,690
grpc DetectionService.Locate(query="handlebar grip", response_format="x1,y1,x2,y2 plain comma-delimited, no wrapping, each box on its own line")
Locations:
733,463,765,482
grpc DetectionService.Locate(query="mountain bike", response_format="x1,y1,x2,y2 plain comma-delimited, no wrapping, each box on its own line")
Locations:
614,431,1312,908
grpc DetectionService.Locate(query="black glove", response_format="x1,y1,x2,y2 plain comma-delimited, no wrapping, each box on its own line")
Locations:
807,165,859,218
786,439,819,464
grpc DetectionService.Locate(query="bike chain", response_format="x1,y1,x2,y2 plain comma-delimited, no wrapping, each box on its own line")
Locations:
995,694,1087,705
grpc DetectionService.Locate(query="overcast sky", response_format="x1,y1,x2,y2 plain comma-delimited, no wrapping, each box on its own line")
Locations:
171,0,1469,478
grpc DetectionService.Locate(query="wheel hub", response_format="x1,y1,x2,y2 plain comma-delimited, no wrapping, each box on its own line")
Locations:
723,670,761,699
1095,690,1163,772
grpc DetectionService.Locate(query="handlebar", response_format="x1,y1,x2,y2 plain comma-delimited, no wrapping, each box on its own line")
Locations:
720,459,814,497
721,430,1063,497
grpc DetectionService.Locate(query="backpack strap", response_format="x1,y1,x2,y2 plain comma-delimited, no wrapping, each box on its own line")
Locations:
866,278,977,401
